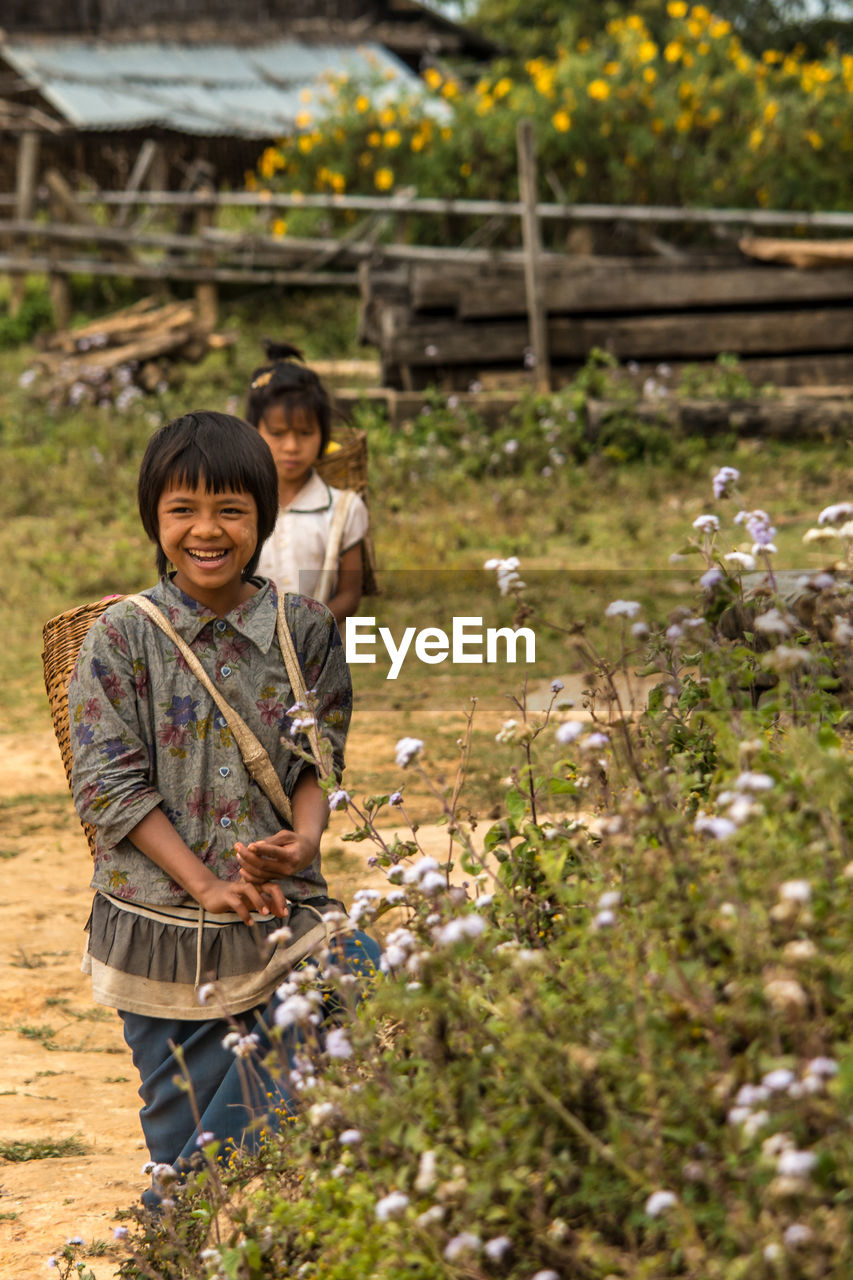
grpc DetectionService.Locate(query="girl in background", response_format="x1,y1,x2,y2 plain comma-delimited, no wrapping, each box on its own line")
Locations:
248,342,369,626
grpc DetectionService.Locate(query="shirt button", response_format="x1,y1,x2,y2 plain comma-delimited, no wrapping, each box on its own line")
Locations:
215,620,227,632
221,665,232,677
219,766,230,777
220,816,232,828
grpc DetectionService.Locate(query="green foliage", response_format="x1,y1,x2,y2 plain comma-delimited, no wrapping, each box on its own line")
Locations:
0,284,53,348
0,1136,88,1161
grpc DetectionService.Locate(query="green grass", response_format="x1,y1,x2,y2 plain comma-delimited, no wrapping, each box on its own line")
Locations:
0,1136,88,1162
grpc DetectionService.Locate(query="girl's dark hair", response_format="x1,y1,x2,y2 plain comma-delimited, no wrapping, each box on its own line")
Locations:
138,410,279,579
246,339,332,452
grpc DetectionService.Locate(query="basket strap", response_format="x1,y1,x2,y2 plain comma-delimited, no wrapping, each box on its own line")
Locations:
312,489,357,605
126,594,293,826
275,591,331,780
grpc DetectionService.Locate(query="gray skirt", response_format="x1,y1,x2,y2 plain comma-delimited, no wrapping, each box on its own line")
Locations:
84,890,348,1020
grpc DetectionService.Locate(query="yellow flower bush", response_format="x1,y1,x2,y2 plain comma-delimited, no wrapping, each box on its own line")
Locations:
250,12,853,236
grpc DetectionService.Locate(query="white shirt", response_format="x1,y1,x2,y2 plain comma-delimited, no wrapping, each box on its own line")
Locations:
257,470,369,599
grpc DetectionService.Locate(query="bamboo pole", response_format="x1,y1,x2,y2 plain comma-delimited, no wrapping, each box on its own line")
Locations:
0,188,850,234
517,119,550,393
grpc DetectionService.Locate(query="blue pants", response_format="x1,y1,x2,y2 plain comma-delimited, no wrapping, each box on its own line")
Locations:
119,931,381,1205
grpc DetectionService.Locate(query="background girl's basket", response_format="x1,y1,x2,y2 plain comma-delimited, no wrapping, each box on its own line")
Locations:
42,597,124,858
315,424,378,596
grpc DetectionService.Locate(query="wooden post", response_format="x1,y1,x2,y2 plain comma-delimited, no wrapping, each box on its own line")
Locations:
194,185,218,331
10,130,40,318
516,118,550,393
48,190,72,331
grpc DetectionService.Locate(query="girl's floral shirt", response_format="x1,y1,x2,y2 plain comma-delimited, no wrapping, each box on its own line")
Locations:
69,576,350,905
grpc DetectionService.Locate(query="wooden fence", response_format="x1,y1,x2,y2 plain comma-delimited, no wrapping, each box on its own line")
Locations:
5,122,853,388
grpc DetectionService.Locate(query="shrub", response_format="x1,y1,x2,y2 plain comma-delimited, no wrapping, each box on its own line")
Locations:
103,473,853,1280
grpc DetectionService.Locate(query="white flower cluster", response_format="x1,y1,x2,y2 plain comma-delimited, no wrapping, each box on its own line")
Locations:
727,1058,837,1138
395,736,424,768
694,769,775,839
221,1030,260,1059
591,889,621,932
274,968,327,1031
483,555,525,597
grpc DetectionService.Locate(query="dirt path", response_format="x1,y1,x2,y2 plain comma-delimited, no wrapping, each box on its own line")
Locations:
0,725,480,1279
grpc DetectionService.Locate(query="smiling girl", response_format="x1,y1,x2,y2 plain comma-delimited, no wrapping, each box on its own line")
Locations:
68,410,379,1210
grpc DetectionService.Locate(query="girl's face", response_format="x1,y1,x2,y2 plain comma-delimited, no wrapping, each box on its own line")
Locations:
256,404,323,492
157,478,258,613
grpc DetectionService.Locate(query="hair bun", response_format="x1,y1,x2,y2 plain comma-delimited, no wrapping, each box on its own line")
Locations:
262,338,305,363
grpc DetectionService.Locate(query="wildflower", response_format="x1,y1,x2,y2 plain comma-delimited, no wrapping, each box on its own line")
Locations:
712,465,740,498
327,787,350,810
598,890,621,909
402,856,440,884
581,732,610,751
803,525,840,543
762,646,814,675
414,1149,437,1192
274,993,320,1028
778,1149,816,1178
762,1066,796,1091
195,1130,214,1147
807,1055,838,1077
700,567,723,590
818,501,853,525
444,1233,481,1261
434,915,486,946
113,1225,129,1239
395,737,424,768
644,1189,678,1217
309,1101,336,1126
754,609,792,636
375,168,394,190
532,1273,560,1280
735,1083,770,1107
779,879,811,903
694,814,737,839
484,555,525,596
783,1223,814,1247
197,982,216,1005
375,1190,410,1221
268,924,293,944
587,78,611,100
724,551,756,571
18,367,37,388
326,1027,353,1059
484,1235,512,1262
764,978,808,1013
735,508,776,546
388,790,403,806
591,909,616,930
743,1110,770,1138
735,771,775,792
693,514,720,534
339,1128,362,1145
605,599,641,618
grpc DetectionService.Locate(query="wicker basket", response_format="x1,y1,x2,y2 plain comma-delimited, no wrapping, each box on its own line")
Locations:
315,425,378,596
42,597,125,858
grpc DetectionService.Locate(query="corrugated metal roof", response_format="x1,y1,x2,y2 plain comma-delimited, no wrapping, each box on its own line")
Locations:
1,38,419,136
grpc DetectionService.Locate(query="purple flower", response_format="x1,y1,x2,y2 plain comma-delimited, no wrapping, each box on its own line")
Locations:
713,466,740,499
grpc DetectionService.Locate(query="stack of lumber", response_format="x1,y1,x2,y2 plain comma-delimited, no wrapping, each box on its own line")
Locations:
22,297,235,409
359,252,853,389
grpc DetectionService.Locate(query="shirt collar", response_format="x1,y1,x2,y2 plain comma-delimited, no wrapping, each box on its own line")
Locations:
286,469,333,513
146,575,279,652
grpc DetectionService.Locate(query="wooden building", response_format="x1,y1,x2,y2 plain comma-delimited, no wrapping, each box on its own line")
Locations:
0,1,494,190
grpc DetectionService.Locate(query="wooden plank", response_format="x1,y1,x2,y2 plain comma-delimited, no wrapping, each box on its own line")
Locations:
382,306,853,366
408,258,853,318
